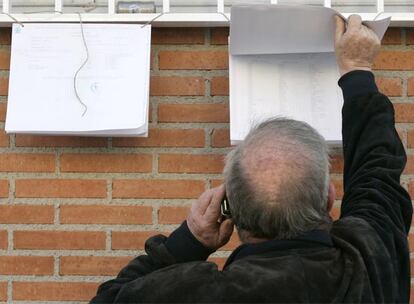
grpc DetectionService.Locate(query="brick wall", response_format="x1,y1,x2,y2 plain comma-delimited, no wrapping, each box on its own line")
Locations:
0,26,411,302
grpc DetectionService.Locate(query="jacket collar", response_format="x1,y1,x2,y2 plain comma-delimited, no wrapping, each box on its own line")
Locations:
223,229,333,269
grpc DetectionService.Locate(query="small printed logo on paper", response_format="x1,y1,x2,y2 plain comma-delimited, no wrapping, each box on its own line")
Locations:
15,25,22,34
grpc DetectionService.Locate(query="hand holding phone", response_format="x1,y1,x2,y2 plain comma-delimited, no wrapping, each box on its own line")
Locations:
186,185,234,251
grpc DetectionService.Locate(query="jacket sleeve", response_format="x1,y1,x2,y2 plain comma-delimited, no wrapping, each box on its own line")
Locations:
90,221,214,303
338,70,412,235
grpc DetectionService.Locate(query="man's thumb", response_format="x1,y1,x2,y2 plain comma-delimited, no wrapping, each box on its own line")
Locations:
335,15,346,43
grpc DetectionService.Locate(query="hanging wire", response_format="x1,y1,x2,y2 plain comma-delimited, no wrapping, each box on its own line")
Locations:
373,11,384,20
219,12,230,22
73,12,89,116
2,9,64,26
2,12,24,27
141,12,165,28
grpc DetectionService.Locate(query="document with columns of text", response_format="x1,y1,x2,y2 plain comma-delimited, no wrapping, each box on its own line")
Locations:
229,5,390,145
6,23,151,136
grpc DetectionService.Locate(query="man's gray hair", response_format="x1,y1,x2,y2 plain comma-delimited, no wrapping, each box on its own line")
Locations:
223,117,331,241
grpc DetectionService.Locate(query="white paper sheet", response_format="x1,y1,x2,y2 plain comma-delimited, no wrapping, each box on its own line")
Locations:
6,23,151,136
230,5,390,55
229,5,390,145
230,53,343,144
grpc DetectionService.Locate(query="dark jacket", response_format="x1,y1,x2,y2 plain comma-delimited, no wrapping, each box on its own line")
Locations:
91,70,412,303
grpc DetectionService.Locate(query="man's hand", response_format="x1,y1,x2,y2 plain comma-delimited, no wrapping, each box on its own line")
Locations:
187,185,234,251
335,15,381,76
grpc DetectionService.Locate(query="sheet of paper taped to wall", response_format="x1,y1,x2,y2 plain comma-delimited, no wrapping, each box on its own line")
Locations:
229,5,390,145
5,23,151,136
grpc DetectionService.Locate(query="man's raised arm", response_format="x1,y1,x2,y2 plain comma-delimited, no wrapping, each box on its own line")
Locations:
334,16,413,302
335,15,412,238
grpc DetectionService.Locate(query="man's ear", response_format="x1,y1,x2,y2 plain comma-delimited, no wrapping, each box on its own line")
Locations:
327,182,336,212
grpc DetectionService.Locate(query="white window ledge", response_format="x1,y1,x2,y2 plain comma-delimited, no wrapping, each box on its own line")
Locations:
0,12,413,27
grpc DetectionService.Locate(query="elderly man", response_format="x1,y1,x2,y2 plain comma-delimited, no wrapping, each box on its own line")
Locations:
91,15,412,303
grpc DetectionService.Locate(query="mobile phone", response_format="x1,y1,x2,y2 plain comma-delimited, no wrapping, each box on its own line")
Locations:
221,195,231,219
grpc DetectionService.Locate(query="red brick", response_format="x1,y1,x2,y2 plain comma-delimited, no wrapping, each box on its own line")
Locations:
330,154,344,174
0,103,6,121
158,206,190,224
0,153,54,172
407,129,413,148
411,258,414,278
15,135,107,147
150,76,204,96
0,180,8,198
158,104,229,123
0,28,11,45
409,234,414,252
406,29,414,45
60,205,152,225
411,259,414,279
211,28,229,45
407,180,414,195
13,282,99,301
159,51,228,70
373,51,414,70
381,28,401,45
409,156,414,175
407,129,414,148
15,179,107,198
60,153,152,173
411,283,414,304
14,231,106,250
208,257,227,270
0,130,9,147
152,28,204,44
113,128,205,148
0,77,8,95
0,49,10,69
159,154,224,174
0,205,54,224
112,231,162,250
220,233,241,251
407,78,414,96
397,129,405,144
0,256,53,275
211,77,229,96
148,104,153,122
332,179,344,200
0,282,5,301
394,104,414,123
212,128,230,147
60,256,132,276
150,50,155,69
113,179,204,199
0,230,7,249
376,78,402,97
210,179,224,188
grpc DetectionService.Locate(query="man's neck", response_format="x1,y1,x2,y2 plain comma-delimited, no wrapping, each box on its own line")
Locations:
241,235,270,244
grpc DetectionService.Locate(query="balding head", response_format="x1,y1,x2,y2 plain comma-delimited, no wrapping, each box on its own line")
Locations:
224,118,332,242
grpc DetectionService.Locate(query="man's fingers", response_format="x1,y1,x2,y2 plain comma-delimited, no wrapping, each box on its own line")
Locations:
347,14,362,33
204,185,225,219
193,190,214,216
362,24,380,43
335,15,345,42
